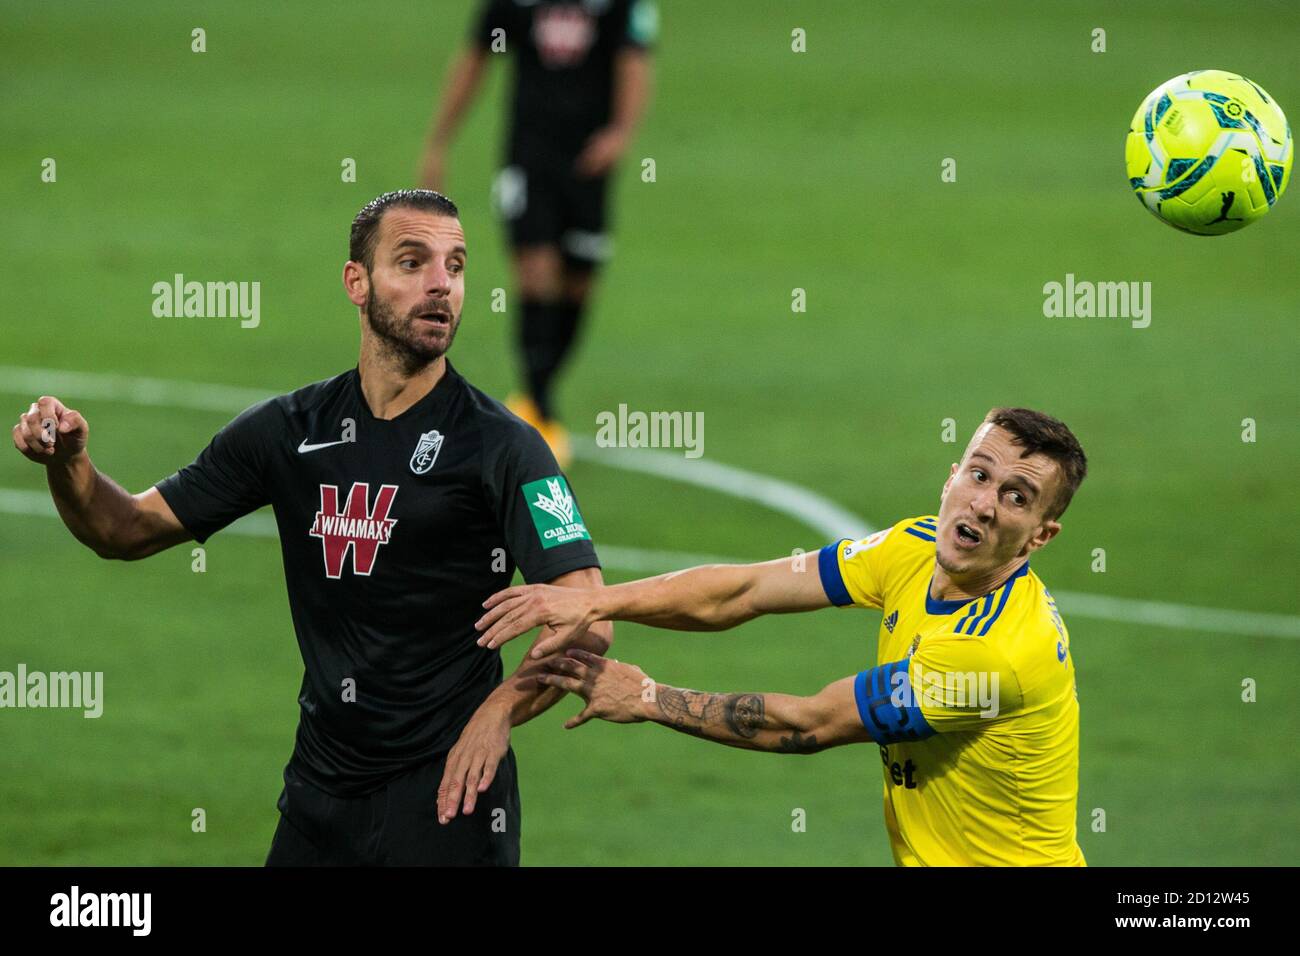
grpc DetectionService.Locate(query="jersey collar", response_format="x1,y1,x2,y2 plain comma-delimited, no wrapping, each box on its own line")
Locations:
351,359,460,423
925,560,1029,616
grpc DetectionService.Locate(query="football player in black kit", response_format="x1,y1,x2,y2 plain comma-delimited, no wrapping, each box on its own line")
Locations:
421,0,657,466
11,189,611,866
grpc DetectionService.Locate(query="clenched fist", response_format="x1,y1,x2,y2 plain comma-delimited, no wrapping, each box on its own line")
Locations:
12,396,88,465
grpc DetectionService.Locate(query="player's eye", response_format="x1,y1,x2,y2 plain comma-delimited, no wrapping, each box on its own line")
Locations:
972,468,986,481
400,258,419,269
448,261,464,274
1008,491,1026,506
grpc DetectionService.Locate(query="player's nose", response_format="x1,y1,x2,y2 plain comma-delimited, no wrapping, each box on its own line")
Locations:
969,486,997,518
424,262,453,293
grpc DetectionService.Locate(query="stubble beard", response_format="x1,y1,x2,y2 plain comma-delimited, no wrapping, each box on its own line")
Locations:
364,284,459,376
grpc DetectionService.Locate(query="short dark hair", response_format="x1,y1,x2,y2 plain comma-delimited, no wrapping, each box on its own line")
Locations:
349,189,460,271
980,407,1088,520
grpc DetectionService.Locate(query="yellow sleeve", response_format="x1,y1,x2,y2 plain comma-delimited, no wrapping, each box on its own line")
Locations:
817,527,893,609
819,516,937,610
911,634,1024,731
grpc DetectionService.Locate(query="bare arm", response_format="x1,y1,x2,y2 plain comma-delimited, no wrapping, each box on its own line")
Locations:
12,396,191,560
476,553,833,656
574,48,654,178
437,565,612,823
541,650,873,753
611,47,653,136
50,461,190,560
419,46,490,190
591,556,830,629
483,566,613,727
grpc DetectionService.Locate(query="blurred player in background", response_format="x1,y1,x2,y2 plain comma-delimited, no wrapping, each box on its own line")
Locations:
421,0,657,466
475,409,1090,866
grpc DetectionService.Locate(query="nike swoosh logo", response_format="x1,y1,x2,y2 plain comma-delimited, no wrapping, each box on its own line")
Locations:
297,438,349,454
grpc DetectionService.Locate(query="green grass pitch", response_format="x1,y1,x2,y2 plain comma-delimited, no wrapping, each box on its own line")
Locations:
1,0,1297,865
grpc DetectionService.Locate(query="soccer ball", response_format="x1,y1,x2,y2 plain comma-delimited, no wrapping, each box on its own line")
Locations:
1125,70,1292,235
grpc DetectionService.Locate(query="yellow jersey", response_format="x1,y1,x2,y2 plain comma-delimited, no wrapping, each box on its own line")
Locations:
818,515,1085,866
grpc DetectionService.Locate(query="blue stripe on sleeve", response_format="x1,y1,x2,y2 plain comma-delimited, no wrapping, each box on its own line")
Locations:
818,541,854,607
904,527,936,542
853,660,935,745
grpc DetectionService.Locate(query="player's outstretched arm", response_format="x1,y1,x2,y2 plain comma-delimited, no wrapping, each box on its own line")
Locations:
540,649,871,754
476,554,832,657
437,566,613,824
12,395,191,560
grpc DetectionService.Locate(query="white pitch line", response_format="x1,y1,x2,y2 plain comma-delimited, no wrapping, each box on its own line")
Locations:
1047,589,1300,640
3,367,1298,639
0,365,871,541
570,436,872,541
0,365,272,415
4,487,1298,639
0,489,735,572
0,490,737,573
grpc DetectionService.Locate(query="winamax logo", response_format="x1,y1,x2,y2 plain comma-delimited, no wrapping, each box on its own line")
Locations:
309,483,398,577
524,476,591,549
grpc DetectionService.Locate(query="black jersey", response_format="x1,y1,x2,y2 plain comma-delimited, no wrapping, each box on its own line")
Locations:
155,362,600,796
472,0,657,160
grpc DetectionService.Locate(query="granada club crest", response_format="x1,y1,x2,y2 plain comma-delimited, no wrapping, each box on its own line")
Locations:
309,483,398,578
410,430,444,475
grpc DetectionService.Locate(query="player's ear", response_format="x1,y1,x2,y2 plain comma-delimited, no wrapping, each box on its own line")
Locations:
1024,466,1068,555
940,462,958,499
1023,518,1061,556
342,260,369,308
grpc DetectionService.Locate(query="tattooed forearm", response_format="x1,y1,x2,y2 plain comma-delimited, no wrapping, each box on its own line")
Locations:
655,686,725,729
725,693,766,738
778,730,822,754
650,685,829,753
655,687,767,739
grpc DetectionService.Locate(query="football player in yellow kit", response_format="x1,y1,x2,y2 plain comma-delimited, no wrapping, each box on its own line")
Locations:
474,407,1088,865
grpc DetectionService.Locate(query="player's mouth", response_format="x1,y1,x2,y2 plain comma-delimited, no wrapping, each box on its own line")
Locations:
414,311,452,328
954,522,983,550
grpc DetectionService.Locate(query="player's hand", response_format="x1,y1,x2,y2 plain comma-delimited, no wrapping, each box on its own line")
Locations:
12,396,88,465
436,701,511,825
538,649,651,729
421,144,448,192
573,125,629,178
476,583,599,658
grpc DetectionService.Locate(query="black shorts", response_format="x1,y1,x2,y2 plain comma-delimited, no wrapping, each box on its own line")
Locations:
264,749,521,867
492,155,612,266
